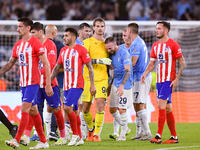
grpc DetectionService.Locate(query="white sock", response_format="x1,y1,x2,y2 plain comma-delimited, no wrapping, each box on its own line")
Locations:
45,112,52,137
135,116,141,136
113,118,120,135
80,112,87,136
138,109,151,135
111,110,122,126
120,113,128,137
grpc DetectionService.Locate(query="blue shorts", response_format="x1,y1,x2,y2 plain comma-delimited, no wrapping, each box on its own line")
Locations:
21,84,39,106
37,86,61,108
156,81,172,104
64,88,83,111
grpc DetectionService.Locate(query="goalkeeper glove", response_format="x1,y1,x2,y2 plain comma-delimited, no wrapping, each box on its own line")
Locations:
97,58,112,65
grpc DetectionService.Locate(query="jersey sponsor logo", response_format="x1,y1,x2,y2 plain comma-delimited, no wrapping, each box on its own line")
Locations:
158,53,163,59
20,53,25,62
64,68,74,71
95,42,98,44
177,49,182,54
39,47,45,53
49,50,56,55
157,60,168,64
65,59,70,67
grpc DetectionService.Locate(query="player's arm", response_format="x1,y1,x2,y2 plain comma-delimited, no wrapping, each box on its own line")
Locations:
86,61,96,95
51,63,63,81
170,56,185,92
131,56,139,67
91,58,112,65
0,57,17,75
39,54,53,97
116,64,130,97
141,60,156,84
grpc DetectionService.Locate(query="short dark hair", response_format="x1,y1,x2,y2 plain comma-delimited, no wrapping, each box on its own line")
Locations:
18,17,33,28
93,17,105,27
105,37,115,44
127,23,139,34
157,21,171,32
79,22,90,30
65,27,78,38
32,22,44,31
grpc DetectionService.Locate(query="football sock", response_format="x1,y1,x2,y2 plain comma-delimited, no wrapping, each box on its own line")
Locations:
51,113,58,133
120,113,128,137
135,116,141,136
113,118,120,135
54,110,65,138
166,111,177,137
157,109,166,137
15,112,29,143
0,109,13,131
77,115,82,138
80,112,87,136
67,111,78,135
138,109,151,135
111,110,122,125
32,113,47,143
83,111,93,130
45,112,52,137
94,111,104,135
24,114,34,137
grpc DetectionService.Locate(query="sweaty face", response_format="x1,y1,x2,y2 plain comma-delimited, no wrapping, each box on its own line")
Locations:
93,21,105,36
105,42,116,55
81,26,91,40
63,31,73,46
155,23,165,39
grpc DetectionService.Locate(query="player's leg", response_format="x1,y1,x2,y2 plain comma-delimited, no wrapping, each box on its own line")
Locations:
162,103,178,144
78,100,87,140
0,109,18,138
151,81,172,144
81,79,94,141
93,79,108,142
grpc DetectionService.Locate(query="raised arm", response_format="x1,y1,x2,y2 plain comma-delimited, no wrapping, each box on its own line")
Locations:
0,57,17,75
170,56,185,92
39,54,53,97
86,61,96,95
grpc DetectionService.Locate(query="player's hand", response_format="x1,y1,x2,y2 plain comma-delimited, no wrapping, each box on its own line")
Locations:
90,84,96,96
141,75,146,84
116,85,124,97
170,79,178,93
45,85,54,97
99,58,112,65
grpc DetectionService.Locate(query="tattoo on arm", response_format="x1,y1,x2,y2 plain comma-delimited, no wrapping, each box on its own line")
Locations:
86,62,94,83
176,57,186,80
0,57,17,75
51,63,62,81
121,69,130,85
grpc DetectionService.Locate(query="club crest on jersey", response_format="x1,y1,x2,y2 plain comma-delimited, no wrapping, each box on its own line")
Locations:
72,51,77,56
25,47,30,52
165,46,170,52
20,53,24,62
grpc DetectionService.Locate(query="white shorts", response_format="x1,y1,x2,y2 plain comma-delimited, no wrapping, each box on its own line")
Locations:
132,74,152,104
109,84,133,109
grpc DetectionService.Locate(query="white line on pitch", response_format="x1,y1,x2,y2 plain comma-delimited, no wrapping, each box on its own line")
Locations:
154,145,200,150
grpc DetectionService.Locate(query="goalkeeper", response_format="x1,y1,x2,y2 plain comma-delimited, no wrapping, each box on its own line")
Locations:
81,17,111,142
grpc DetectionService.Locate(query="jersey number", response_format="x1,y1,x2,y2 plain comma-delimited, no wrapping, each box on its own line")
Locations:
119,97,127,104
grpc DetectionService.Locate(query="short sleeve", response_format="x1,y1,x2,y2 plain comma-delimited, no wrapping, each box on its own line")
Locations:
12,43,19,58
34,37,45,56
130,44,140,57
173,41,183,58
81,46,91,64
150,43,157,60
122,51,131,66
83,39,90,52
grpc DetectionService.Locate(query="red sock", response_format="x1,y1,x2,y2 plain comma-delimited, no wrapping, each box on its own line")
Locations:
77,115,82,139
166,111,177,137
54,110,65,138
157,109,166,137
24,114,34,137
15,112,29,143
32,113,46,143
67,111,78,135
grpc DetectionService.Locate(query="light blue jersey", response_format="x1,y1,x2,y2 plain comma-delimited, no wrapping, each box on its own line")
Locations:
130,36,151,82
119,43,131,53
111,47,133,89
76,37,83,45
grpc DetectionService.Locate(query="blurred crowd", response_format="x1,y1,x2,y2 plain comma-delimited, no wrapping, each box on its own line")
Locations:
0,0,200,21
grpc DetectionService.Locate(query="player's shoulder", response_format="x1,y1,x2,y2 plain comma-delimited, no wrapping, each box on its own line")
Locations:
75,44,87,51
168,38,179,45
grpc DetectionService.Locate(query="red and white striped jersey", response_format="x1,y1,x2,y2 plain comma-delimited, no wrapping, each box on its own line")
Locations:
39,39,58,88
150,38,183,83
12,36,45,87
57,44,91,91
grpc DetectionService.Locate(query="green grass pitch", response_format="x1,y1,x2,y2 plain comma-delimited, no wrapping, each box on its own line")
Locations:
1,123,200,150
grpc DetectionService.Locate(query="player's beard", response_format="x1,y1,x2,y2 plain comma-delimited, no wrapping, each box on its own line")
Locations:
156,31,164,39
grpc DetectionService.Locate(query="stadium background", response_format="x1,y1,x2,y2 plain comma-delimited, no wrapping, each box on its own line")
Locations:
0,0,200,124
